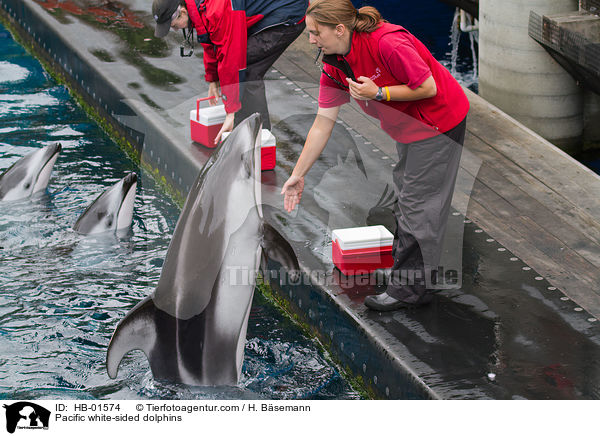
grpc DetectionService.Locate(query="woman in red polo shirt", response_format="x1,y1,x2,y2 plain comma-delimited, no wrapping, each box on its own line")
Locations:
281,0,470,311
152,0,307,143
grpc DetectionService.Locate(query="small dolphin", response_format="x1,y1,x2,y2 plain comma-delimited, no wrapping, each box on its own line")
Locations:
73,172,137,235
106,114,298,386
0,143,61,201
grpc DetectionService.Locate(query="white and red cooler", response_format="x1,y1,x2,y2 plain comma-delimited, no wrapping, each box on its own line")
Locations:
221,128,277,171
260,129,276,171
190,100,226,148
331,225,394,276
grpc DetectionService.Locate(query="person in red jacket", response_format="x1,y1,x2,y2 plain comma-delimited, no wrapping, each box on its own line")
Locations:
152,0,307,143
281,0,470,311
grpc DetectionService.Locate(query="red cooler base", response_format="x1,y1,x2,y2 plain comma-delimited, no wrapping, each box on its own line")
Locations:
332,240,394,276
191,120,223,148
261,146,276,171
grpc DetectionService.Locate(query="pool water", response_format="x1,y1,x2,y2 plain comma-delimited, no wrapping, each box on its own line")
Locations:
0,23,359,400
353,0,479,91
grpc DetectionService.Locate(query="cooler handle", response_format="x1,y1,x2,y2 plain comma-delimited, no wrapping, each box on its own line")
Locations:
196,96,217,121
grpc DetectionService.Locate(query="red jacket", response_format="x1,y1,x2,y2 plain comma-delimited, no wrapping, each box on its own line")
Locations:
319,23,470,143
185,0,307,114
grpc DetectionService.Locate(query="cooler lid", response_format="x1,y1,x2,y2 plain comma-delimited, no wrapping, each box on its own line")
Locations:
332,225,394,250
261,129,276,148
221,129,276,147
191,105,227,125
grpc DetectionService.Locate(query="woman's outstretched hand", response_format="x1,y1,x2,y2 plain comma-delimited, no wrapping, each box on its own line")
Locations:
281,175,305,213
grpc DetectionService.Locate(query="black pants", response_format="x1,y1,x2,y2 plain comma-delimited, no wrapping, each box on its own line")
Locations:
234,22,305,130
386,117,467,304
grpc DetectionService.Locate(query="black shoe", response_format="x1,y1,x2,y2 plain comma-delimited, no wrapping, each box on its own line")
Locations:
364,292,420,312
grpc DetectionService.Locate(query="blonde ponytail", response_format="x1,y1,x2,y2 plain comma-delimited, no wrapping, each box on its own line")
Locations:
355,6,384,32
307,0,386,33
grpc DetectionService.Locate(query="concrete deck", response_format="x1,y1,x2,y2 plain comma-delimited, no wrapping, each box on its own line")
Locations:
1,0,599,399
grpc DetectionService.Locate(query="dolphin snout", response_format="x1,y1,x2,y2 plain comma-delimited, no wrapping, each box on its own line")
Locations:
123,172,138,189
50,142,62,155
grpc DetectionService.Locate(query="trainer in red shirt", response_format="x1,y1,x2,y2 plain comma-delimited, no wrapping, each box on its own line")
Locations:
282,0,470,312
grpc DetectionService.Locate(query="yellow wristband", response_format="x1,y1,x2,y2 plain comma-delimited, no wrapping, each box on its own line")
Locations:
385,86,391,101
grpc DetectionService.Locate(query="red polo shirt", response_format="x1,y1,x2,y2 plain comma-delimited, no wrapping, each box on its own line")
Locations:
319,23,469,143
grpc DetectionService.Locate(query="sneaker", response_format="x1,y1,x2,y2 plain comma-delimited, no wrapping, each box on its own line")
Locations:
364,292,421,312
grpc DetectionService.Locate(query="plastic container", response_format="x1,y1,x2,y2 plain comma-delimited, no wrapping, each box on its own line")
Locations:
331,225,394,276
260,129,276,171
221,129,277,171
190,100,226,148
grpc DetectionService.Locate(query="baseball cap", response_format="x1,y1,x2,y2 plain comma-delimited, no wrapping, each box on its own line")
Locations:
152,0,180,38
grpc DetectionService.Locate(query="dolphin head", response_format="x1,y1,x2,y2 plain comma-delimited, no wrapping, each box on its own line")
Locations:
73,172,138,235
0,142,62,201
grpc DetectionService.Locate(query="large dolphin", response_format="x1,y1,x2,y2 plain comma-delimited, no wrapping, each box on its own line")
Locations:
73,172,137,235
0,143,62,201
106,114,298,386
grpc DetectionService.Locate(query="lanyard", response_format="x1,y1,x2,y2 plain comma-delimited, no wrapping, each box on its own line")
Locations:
314,48,349,90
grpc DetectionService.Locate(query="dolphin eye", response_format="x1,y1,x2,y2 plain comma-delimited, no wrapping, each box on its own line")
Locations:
24,182,31,189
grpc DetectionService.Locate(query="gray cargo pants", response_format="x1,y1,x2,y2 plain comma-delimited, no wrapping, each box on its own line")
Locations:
386,117,467,304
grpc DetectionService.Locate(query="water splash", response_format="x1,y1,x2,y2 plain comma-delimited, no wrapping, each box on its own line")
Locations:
445,8,479,91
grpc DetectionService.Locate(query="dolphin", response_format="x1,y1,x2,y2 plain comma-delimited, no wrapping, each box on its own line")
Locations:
73,172,137,235
106,114,298,386
0,143,62,201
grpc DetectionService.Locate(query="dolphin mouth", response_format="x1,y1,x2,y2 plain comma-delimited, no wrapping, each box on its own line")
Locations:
115,172,138,230
31,142,62,194
34,143,61,177
41,142,62,167
122,172,138,191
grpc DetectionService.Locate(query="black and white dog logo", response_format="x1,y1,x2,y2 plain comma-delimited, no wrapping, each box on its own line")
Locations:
3,402,50,433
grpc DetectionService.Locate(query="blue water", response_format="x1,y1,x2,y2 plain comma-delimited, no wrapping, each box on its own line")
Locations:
0,22,359,400
353,0,479,91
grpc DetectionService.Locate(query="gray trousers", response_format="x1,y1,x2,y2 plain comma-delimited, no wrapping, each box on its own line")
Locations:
234,22,306,130
386,117,466,304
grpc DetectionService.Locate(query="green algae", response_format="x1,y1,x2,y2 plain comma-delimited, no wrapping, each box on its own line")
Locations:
139,93,162,110
90,49,115,63
121,49,184,91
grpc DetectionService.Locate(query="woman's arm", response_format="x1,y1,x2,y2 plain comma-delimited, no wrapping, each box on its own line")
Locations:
281,105,340,212
347,75,437,102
